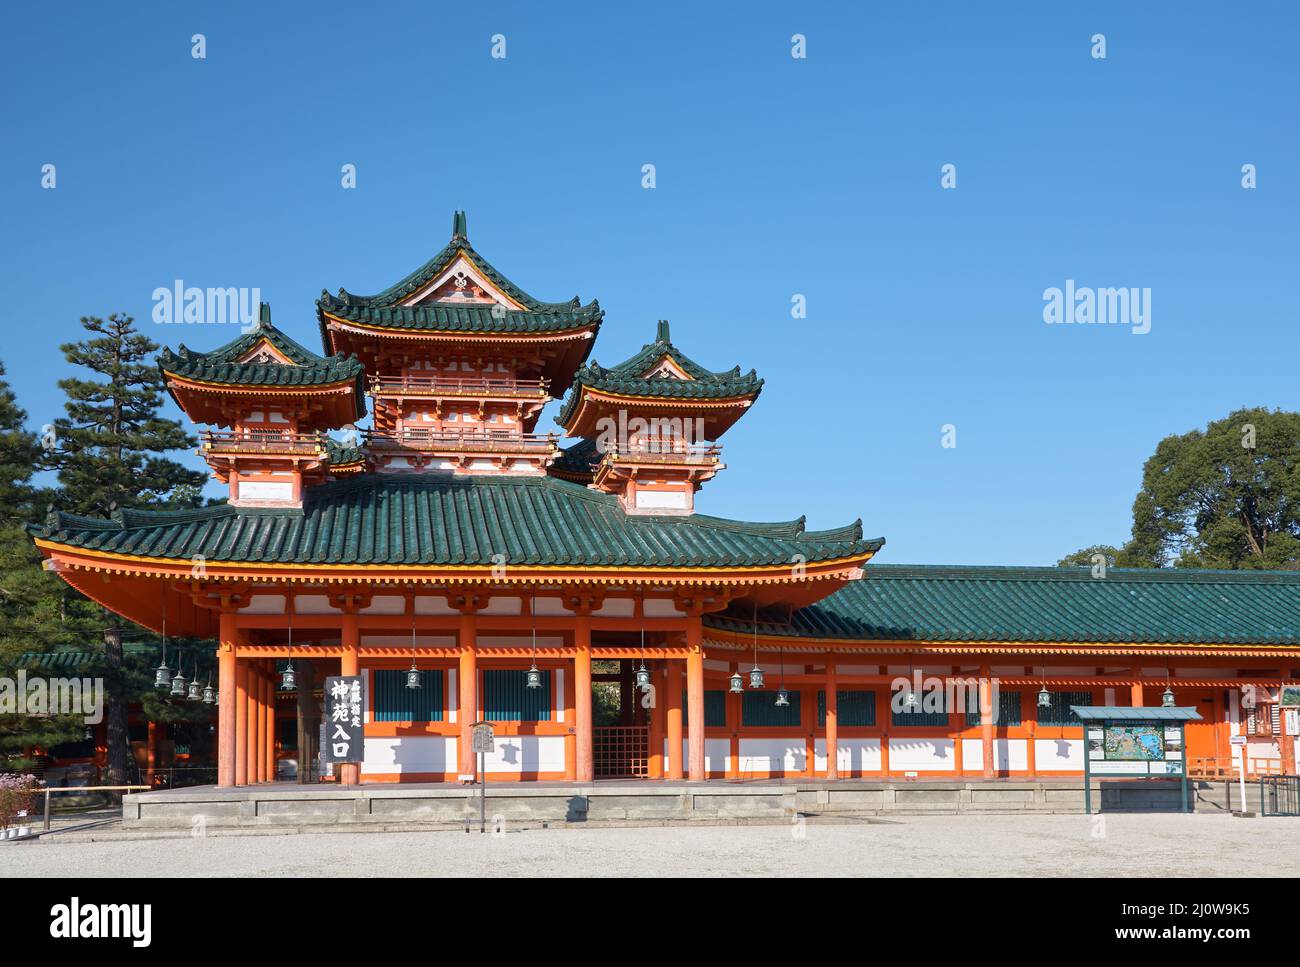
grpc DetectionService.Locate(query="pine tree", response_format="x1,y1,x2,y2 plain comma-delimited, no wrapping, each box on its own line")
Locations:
0,361,95,768
51,315,209,785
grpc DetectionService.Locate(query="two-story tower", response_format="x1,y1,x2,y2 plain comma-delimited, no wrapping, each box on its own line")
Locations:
315,211,603,475
159,303,366,507
555,320,762,513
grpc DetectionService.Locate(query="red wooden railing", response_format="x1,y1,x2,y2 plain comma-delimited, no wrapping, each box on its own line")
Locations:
369,375,550,398
200,430,326,455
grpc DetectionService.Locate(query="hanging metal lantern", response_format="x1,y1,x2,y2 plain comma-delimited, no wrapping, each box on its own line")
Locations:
202,677,216,705
525,664,543,689
153,660,171,689
1162,685,1176,708
405,659,422,690
635,663,652,690
729,671,744,694
775,688,790,708
169,665,187,698
281,661,297,692
187,675,202,701
1037,685,1052,708
748,665,764,689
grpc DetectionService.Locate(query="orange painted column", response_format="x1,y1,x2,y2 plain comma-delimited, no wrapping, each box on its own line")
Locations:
979,665,995,778
666,661,684,780
250,669,263,784
648,660,665,779
340,611,360,786
457,609,478,779
263,670,274,779
1130,669,1144,707
825,658,839,780
235,659,248,786
217,612,237,788
563,657,577,781
686,617,705,781
726,662,740,779
574,611,593,782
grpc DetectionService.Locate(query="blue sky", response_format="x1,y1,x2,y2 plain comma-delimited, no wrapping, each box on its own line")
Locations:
1,1,1296,565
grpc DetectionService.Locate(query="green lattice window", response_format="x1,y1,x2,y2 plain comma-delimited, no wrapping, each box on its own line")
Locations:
742,690,802,727
681,689,727,727
966,689,1023,727
817,690,877,727
372,670,444,723
1037,690,1092,727
483,669,551,722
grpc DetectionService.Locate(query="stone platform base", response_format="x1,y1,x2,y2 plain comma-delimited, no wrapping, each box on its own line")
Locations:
121,777,1206,830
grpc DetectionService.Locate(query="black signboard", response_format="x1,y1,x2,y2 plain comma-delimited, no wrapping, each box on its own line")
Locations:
323,675,365,764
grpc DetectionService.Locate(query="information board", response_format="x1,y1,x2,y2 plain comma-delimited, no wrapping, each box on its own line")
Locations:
323,675,365,764
1086,722,1183,777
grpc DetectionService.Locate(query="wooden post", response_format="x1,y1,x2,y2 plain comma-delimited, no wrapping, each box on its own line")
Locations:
340,610,360,786
648,660,665,779
666,660,684,780
825,657,839,780
235,658,248,786
264,667,276,782
295,660,316,783
217,612,237,788
457,608,477,779
726,662,740,779
563,656,577,781
251,668,263,784
1130,669,1144,707
979,665,995,779
687,617,705,780
574,610,593,782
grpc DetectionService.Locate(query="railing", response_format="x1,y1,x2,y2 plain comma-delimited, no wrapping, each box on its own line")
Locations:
1260,776,1300,816
1187,755,1286,780
600,440,722,462
593,726,649,779
367,428,559,454
369,375,550,398
201,429,326,456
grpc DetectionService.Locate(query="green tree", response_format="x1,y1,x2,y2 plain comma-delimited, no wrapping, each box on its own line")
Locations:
50,315,209,785
0,361,97,768
1062,408,1300,570
1056,544,1130,569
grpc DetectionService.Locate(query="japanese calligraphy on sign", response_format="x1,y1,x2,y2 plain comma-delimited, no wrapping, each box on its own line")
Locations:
323,675,365,764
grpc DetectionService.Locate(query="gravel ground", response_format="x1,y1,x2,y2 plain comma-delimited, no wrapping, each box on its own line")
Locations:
5,813,1297,877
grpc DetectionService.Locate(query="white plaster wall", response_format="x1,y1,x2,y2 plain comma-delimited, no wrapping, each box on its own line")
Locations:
239,594,285,614
737,738,805,773
238,481,294,501
666,739,730,773
362,736,455,775
481,735,566,774
814,738,882,773
887,738,956,772
1034,737,1082,769
961,738,1028,771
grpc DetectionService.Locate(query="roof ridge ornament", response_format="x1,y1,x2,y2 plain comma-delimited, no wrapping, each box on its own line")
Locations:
257,301,271,330
656,319,671,343
451,210,468,241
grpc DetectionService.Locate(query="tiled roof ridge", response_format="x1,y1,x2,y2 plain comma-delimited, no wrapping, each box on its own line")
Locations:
863,563,1300,585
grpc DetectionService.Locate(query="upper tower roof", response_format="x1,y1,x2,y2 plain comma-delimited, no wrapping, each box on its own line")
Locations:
159,303,366,427
316,212,602,391
557,320,763,438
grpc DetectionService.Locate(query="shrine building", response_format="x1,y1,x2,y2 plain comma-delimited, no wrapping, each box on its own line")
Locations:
30,213,1300,788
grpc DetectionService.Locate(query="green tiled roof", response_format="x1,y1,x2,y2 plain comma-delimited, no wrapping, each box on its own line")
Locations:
324,436,366,467
558,320,762,427
159,303,366,398
316,211,602,346
550,437,599,480
31,475,882,569
705,564,1300,645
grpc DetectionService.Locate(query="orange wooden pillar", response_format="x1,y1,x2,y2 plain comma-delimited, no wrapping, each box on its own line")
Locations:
726,662,740,779
979,665,995,779
263,667,275,782
825,658,839,780
648,660,665,779
666,660,684,780
563,656,577,781
686,618,705,780
1130,668,1143,707
573,610,593,782
340,611,360,786
235,659,249,786
457,608,478,779
251,668,263,783
217,612,238,788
